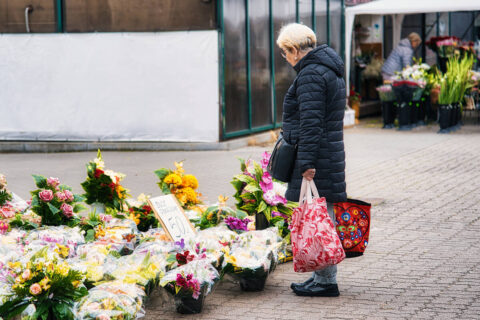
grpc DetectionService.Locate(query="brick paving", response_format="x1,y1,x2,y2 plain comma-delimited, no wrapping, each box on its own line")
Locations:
2,125,480,319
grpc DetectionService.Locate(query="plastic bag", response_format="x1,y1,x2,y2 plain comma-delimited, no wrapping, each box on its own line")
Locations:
73,288,145,320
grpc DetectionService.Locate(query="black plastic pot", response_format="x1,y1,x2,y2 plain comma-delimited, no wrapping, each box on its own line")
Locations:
450,104,458,128
255,212,269,230
397,103,412,130
410,102,419,127
175,292,206,314
438,104,452,132
417,98,426,125
382,101,396,129
239,273,269,292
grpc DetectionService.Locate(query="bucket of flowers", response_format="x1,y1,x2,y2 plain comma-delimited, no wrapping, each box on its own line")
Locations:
160,260,220,314
231,152,295,242
222,228,282,292
29,175,86,227
126,194,158,232
154,161,202,210
81,150,129,215
0,247,88,320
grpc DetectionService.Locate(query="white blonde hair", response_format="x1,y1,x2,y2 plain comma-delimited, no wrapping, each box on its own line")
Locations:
276,23,317,52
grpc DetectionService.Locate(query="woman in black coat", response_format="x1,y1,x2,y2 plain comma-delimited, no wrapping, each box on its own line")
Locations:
276,23,347,297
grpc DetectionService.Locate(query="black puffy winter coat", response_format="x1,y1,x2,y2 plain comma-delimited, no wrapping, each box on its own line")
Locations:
283,44,347,203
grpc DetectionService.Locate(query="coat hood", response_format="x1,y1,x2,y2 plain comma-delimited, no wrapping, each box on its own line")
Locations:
398,38,412,48
293,44,344,77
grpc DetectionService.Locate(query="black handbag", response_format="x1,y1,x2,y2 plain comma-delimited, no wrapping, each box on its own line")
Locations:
267,133,297,183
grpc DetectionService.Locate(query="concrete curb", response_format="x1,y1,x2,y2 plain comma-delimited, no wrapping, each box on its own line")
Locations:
0,130,279,153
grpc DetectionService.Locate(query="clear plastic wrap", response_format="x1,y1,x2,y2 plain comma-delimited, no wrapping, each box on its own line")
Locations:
73,288,145,320
138,228,169,242
93,281,146,305
160,259,220,298
221,228,283,291
104,252,164,295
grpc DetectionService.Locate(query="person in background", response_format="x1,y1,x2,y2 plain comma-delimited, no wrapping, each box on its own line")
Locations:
276,23,347,297
381,32,422,82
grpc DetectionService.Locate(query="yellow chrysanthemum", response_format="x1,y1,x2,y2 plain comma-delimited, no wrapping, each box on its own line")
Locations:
164,173,182,186
181,174,199,189
176,187,198,204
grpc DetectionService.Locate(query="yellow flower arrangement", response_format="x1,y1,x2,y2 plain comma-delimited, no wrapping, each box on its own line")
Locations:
155,161,202,209
164,173,182,186
181,174,199,189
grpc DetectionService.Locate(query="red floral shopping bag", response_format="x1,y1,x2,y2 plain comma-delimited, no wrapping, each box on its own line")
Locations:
289,179,345,272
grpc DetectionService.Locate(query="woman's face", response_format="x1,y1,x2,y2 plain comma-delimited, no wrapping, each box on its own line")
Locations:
281,47,299,67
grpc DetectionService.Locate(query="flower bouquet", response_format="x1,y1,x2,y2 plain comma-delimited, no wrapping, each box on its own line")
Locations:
154,161,202,209
0,174,12,208
105,252,164,295
81,150,129,213
73,287,144,320
231,152,295,240
160,260,220,314
0,247,88,320
127,194,158,232
29,175,85,227
196,196,242,230
222,228,281,291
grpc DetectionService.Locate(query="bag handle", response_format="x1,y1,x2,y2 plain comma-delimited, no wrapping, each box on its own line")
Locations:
299,178,320,205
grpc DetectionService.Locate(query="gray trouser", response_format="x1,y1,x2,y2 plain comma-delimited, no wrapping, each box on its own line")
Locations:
313,202,337,284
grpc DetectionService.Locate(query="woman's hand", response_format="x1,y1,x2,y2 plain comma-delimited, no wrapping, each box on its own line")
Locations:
302,168,316,181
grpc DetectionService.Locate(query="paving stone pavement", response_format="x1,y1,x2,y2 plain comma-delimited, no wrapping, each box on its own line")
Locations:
1,125,480,319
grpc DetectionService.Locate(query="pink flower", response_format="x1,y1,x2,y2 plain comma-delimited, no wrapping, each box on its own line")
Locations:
0,221,9,234
99,214,112,223
63,190,74,202
97,314,110,320
260,151,271,169
38,190,53,202
29,283,42,295
260,172,274,194
47,177,60,188
1,207,15,219
54,192,67,202
60,203,74,218
22,269,31,280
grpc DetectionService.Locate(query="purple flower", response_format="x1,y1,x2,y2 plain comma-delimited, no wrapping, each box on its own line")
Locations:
272,211,288,219
175,238,185,249
259,172,273,193
263,190,287,206
260,151,271,169
224,216,249,231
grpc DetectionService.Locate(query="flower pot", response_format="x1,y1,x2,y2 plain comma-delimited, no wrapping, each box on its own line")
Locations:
91,202,105,214
175,293,206,314
397,103,412,131
255,212,269,230
382,101,396,129
410,102,419,128
417,98,427,125
438,104,452,133
239,273,269,292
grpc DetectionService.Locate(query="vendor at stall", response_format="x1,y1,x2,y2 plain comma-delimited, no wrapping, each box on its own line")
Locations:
381,32,422,82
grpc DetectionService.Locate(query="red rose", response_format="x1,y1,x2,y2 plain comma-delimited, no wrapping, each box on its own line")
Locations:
142,205,152,214
94,169,104,179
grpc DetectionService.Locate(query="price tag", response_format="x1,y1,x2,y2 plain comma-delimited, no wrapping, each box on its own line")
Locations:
147,194,196,242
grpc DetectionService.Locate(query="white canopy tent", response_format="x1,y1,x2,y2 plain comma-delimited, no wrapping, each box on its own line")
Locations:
345,0,480,93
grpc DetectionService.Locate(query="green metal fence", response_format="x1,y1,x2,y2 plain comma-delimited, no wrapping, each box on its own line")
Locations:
219,0,346,140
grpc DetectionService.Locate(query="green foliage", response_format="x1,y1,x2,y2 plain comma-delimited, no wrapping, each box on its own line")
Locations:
434,55,475,105
0,189,12,206
8,214,39,230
